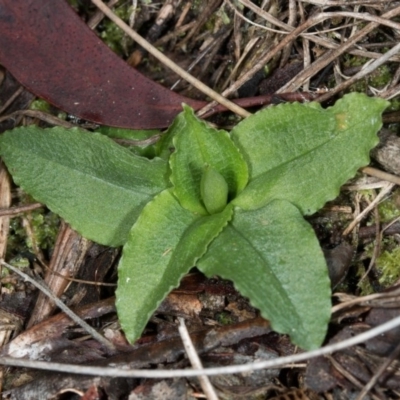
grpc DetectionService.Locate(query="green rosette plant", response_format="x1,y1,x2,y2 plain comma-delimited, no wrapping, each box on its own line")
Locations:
0,93,388,350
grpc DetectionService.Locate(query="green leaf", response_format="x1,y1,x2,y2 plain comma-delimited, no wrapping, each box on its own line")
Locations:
232,93,389,214
96,126,161,158
201,167,229,214
0,95,387,351
96,126,160,140
154,118,179,160
0,126,168,246
198,200,331,350
170,105,248,215
116,189,233,343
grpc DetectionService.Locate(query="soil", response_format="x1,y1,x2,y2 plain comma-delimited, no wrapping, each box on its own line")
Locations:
1,1,400,399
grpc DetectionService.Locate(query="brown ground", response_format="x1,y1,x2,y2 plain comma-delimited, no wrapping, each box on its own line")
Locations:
1,1,400,399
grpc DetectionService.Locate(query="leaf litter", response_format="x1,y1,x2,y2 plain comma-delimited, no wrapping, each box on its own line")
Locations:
1,1,400,399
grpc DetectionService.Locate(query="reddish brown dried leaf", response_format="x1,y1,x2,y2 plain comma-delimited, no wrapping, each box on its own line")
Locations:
0,0,206,129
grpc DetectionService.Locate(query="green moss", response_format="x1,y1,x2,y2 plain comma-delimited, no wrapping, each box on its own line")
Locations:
7,218,29,259
378,189,400,222
216,311,234,325
362,235,400,290
355,260,375,295
99,5,133,55
66,0,80,10
216,8,231,25
354,65,391,91
28,212,60,251
204,14,217,32
191,0,203,11
388,98,400,112
29,99,51,113
8,255,30,268
378,201,400,222
343,54,367,68
6,208,60,260
376,246,400,287
356,189,400,225
369,65,392,88
342,55,393,92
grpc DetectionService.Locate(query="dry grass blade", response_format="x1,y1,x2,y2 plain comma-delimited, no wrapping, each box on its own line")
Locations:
355,342,400,400
343,182,395,236
0,110,77,128
326,355,382,400
0,203,43,217
178,318,219,400
198,5,400,115
278,6,400,94
362,167,400,186
0,164,11,260
300,0,389,6
91,0,250,118
0,86,23,115
317,42,400,102
332,287,400,314
233,1,400,64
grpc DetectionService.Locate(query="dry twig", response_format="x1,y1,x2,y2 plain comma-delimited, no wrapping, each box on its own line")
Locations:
91,0,251,118
343,182,395,236
2,312,400,378
178,318,219,400
0,260,115,352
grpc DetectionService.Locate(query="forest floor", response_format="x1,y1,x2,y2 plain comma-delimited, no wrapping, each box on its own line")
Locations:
1,1,400,399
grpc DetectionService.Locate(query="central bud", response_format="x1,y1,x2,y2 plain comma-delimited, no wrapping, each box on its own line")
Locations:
200,166,228,214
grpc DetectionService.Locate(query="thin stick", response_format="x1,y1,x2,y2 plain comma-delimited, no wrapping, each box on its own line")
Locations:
0,86,24,115
300,0,389,5
170,34,226,91
0,260,115,352
2,311,400,378
114,134,161,147
356,341,400,400
343,182,395,236
326,355,381,400
381,83,400,100
359,197,381,283
178,318,219,400
277,6,400,94
87,0,119,29
332,286,400,314
0,203,43,217
0,109,77,128
237,0,400,62
198,6,400,116
361,167,400,186
91,0,250,119
317,42,400,103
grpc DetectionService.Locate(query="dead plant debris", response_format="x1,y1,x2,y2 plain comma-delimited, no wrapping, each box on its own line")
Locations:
1,0,400,399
